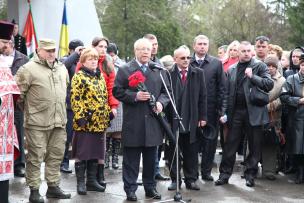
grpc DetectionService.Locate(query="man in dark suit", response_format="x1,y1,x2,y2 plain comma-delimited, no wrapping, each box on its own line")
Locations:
215,41,274,187
166,45,207,191
143,33,170,181
113,38,170,201
3,37,29,177
190,34,227,181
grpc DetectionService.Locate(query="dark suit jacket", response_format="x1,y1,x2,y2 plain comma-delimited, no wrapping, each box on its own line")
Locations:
226,58,274,126
167,64,207,144
113,58,170,147
63,52,80,110
11,50,29,76
190,54,227,126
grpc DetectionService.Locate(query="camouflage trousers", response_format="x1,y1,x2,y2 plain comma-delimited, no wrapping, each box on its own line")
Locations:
25,127,66,189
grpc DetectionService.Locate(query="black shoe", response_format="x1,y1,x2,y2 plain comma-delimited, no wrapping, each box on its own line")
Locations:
215,178,229,186
29,189,44,203
285,167,296,174
168,181,181,191
60,165,72,174
46,186,71,199
295,166,304,184
245,178,255,187
265,173,276,181
185,182,200,190
155,173,170,181
145,188,161,199
201,174,214,181
14,167,25,177
126,191,137,201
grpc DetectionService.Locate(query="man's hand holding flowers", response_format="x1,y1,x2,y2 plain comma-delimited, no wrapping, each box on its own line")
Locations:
136,91,151,101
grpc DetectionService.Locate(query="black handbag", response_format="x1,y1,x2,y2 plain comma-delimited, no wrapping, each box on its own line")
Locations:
249,86,269,106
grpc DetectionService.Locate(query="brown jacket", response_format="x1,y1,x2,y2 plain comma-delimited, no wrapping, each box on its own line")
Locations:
267,71,285,127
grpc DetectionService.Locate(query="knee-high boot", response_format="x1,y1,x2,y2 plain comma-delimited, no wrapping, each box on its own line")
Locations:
105,137,111,169
75,161,87,195
97,164,107,187
112,138,121,169
86,160,105,192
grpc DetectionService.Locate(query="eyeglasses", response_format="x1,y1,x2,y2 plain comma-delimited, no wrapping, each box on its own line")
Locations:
179,56,192,60
136,47,151,52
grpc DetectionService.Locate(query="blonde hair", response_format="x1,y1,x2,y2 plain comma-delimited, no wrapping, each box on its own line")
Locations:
80,48,99,64
268,44,283,59
282,51,290,61
224,40,240,60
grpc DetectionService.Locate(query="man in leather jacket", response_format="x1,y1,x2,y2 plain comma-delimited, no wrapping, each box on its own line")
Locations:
215,41,274,187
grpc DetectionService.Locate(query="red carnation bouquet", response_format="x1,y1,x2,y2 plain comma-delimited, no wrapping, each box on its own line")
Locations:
128,70,147,91
128,70,176,145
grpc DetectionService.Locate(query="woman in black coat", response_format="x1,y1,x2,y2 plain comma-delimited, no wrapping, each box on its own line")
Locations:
281,55,304,184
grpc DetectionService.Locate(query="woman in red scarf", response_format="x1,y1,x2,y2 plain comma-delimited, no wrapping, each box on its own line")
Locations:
76,37,119,188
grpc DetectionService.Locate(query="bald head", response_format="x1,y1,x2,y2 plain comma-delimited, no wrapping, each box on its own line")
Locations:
174,45,191,70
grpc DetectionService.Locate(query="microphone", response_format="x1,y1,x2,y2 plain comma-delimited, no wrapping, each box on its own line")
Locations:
149,61,166,70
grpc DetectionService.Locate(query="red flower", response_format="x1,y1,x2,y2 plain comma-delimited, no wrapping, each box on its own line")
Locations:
128,71,146,90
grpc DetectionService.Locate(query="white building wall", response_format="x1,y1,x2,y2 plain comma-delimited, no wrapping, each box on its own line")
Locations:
8,0,102,49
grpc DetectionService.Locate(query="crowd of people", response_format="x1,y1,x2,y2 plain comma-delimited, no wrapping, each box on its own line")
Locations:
0,19,304,203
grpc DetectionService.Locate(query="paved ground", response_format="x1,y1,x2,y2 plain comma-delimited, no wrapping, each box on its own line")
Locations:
9,154,304,203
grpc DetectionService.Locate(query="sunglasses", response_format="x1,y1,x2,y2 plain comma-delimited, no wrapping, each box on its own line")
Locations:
179,56,192,60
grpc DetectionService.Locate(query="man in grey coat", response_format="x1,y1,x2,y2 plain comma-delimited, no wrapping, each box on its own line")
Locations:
113,38,170,201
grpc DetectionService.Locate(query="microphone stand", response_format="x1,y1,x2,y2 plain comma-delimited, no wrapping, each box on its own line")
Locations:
155,70,191,203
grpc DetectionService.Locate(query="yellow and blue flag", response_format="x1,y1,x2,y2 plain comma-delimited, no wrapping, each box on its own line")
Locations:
58,0,69,57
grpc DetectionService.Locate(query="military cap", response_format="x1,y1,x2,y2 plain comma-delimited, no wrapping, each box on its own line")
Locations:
0,21,14,40
38,38,56,50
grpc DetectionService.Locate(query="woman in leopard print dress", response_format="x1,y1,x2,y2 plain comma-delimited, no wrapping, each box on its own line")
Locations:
71,48,111,195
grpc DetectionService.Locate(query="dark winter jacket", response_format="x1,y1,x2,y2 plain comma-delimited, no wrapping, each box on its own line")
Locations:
225,58,274,126
190,54,227,126
281,72,304,154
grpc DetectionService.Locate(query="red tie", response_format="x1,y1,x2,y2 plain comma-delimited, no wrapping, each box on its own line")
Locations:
181,70,187,84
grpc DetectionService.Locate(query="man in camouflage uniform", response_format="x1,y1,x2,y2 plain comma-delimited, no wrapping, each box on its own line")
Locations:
16,39,71,203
